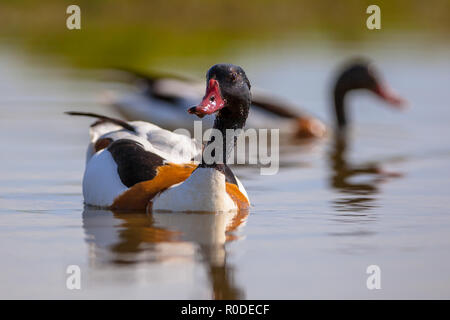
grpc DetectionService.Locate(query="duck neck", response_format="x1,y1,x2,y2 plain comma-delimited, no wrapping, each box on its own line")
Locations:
333,86,348,130
201,102,249,167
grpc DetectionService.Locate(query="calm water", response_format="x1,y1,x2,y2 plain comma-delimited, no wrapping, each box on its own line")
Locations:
1,39,450,299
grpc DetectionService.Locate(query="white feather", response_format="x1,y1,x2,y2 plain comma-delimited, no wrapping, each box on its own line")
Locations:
91,121,201,164
89,122,122,143
153,168,237,213
83,149,128,207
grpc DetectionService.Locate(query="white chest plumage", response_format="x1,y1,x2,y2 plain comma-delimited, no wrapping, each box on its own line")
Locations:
152,168,237,213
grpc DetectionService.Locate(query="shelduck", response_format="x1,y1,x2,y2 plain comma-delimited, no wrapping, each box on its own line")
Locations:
331,59,405,130
69,64,251,213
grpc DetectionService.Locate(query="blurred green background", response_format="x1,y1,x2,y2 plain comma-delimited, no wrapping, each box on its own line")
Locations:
0,0,449,71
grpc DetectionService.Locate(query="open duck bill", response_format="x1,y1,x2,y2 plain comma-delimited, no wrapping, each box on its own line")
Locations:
373,83,406,109
188,79,226,118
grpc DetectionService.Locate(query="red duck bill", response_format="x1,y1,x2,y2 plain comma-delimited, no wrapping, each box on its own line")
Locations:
374,83,407,109
188,79,226,118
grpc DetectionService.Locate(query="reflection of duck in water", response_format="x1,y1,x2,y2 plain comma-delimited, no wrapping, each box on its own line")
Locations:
82,207,248,299
326,59,407,212
328,135,379,212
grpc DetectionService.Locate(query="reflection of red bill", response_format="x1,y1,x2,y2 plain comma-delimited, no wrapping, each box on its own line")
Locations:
374,83,407,109
188,79,226,118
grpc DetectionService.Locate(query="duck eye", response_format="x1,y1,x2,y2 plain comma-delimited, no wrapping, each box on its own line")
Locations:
230,73,237,82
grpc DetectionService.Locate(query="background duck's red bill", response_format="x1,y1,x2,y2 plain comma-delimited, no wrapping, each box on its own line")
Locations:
188,79,225,117
374,83,407,109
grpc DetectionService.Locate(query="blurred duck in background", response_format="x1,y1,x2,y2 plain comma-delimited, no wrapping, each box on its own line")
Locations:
326,59,407,212
330,58,405,132
102,69,326,138
102,58,405,139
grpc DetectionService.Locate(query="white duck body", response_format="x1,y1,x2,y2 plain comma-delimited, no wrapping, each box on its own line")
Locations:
75,114,249,213
82,120,199,207
152,167,237,213
82,148,127,207
74,64,256,213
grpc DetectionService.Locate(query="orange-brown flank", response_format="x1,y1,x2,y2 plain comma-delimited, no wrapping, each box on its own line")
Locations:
226,182,250,211
111,164,250,212
111,163,197,211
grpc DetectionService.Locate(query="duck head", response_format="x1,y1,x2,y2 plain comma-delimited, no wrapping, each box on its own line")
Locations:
188,64,252,166
188,64,251,131
333,59,406,129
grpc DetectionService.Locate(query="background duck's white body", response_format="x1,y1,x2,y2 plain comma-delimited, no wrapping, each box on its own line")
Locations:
103,83,301,133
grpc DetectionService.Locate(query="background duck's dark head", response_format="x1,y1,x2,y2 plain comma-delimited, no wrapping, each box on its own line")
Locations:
334,59,405,106
335,60,378,93
189,64,251,129
333,58,406,129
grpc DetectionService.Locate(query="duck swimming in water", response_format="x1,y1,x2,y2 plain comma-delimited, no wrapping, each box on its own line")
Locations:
69,64,251,213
